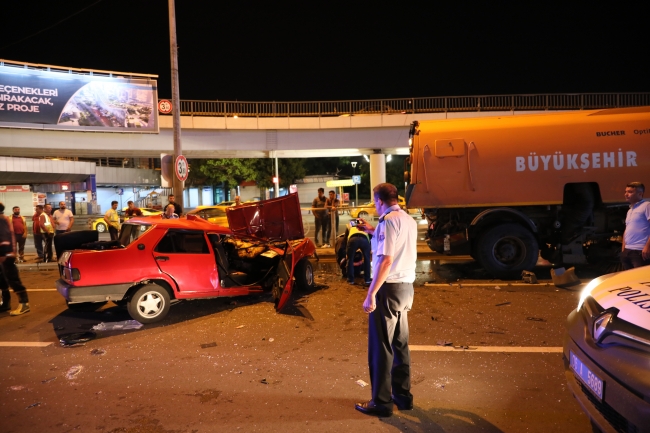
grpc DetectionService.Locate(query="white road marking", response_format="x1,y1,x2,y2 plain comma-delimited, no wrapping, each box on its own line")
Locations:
411,345,563,353
422,283,560,287
0,342,53,347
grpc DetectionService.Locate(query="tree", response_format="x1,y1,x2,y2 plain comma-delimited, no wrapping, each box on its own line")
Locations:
187,158,258,189
253,158,307,188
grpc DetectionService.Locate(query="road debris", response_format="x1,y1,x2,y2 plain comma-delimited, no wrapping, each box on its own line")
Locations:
494,286,501,290
495,302,511,307
10,385,25,391
200,342,217,349
65,365,84,380
236,325,245,329
91,320,143,331
90,348,106,356
59,331,96,347
436,340,453,346
25,402,41,409
521,270,538,284
260,378,268,385
355,380,369,388
41,377,57,384
527,317,546,322
268,338,274,342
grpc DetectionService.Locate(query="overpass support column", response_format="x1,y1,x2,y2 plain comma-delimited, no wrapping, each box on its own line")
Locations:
369,152,386,191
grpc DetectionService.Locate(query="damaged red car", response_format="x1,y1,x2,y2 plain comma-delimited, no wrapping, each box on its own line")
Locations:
55,194,316,323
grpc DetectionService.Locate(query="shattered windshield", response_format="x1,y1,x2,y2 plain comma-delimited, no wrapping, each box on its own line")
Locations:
119,223,152,246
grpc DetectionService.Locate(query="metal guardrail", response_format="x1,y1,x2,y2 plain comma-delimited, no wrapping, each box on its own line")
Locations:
174,93,650,117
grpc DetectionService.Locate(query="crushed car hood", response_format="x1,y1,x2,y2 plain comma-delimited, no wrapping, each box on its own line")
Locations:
227,193,305,240
588,266,650,329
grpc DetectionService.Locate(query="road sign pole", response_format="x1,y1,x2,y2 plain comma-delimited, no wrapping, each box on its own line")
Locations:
168,0,184,210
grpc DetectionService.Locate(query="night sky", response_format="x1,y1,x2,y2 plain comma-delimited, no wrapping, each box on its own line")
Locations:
2,2,648,102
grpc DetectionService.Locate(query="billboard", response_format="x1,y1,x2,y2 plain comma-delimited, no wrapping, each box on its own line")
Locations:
0,64,158,133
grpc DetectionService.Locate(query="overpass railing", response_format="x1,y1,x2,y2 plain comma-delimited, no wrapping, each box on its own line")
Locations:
175,93,650,117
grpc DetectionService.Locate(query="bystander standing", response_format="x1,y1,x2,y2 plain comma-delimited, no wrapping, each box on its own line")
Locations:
40,204,55,262
124,201,143,220
162,204,179,219
621,181,650,269
0,202,30,315
312,188,329,247
326,190,341,241
32,205,44,261
104,201,121,241
11,206,27,262
168,195,183,216
53,201,74,235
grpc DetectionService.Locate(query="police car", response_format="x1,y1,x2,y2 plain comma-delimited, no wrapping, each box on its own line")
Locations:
563,266,650,432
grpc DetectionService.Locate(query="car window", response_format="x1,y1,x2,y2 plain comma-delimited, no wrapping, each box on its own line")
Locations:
119,224,150,246
154,229,209,254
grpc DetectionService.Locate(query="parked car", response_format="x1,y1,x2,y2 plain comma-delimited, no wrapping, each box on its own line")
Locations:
57,194,316,323
349,195,420,219
89,208,162,232
185,206,229,227
563,266,650,432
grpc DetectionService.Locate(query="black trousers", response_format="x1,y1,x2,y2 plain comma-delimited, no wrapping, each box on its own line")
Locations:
0,257,29,305
314,216,328,245
43,233,54,262
621,249,650,270
368,282,414,406
108,226,119,241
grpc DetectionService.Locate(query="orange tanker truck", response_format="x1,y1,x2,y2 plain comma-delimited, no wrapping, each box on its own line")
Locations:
405,106,650,278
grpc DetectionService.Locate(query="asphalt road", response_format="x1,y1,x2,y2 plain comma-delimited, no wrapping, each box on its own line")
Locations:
0,258,594,433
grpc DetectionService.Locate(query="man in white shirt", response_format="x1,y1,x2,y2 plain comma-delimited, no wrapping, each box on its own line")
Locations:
53,201,74,235
354,183,418,417
621,182,650,269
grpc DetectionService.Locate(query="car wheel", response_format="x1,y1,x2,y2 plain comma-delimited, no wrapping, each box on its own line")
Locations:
294,258,314,290
127,284,171,324
358,211,369,219
96,223,107,233
66,301,107,312
475,223,539,279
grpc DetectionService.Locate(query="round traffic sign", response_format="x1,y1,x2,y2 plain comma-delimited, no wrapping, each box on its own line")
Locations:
175,155,189,182
158,99,172,114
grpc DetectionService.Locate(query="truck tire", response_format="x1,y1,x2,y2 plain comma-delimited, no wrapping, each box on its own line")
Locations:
127,284,171,324
294,258,314,290
475,224,538,279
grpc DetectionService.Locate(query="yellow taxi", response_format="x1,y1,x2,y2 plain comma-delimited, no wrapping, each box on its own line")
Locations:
89,208,162,232
185,206,229,227
349,196,420,219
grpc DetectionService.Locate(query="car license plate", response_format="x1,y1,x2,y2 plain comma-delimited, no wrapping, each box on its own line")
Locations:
570,350,604,400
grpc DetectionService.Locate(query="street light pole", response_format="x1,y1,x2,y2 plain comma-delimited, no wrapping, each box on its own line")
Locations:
351,161,358,207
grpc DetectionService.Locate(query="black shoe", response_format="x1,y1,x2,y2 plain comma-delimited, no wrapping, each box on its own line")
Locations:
392,395,413,411
354,400,392,417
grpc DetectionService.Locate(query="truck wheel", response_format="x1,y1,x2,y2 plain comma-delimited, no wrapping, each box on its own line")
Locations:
476,224,538,279
96,223,107,233
294,258,314,290
127,284,170,324
66,301,107,312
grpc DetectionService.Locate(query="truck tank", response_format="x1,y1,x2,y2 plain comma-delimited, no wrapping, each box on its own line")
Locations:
406,107,650,278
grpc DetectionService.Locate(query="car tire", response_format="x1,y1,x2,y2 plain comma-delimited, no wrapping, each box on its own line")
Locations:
475,223,538,279
358,211,369,219
294,258,314,290
127,284,171,324
96,223,107,233
66,301,107,312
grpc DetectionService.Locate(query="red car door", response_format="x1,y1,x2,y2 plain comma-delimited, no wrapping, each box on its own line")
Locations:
152,229,220,295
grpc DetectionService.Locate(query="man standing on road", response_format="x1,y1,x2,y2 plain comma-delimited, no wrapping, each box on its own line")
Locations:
621,181,650,269
124,201,143,220
53,201,74,235
354,183,418,417
104,201,121,241
168,194,183,217
32,206,44,261
326,190,341,240
0,202,30,315
312,188,329,247
39,204,55,263
11,206,27,263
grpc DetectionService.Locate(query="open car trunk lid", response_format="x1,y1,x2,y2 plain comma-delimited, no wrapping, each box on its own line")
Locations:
226,193,305,240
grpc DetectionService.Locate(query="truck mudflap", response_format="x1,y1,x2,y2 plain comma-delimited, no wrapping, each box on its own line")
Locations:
56,279,132,303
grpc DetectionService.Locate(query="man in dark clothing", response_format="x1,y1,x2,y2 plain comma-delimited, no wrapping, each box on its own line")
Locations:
344,219,372,285
325,190,341,241
124,201,143,220
311,188,329,247
168,195,183,217
0,202,30,315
